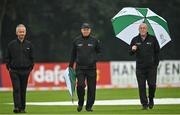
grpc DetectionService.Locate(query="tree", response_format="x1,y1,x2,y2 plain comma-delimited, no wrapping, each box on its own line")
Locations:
0,0,180,62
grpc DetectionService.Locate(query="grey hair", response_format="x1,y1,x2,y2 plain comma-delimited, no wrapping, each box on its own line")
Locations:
16,24,26,33
139,23,147,27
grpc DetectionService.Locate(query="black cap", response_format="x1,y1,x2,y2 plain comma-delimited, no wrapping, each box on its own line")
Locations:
81,23,91,29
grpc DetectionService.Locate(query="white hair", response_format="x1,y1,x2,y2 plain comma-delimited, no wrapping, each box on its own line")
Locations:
16,24,26,33
139,23,148,28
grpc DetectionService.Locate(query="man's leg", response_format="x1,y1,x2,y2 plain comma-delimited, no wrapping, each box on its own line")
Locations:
86,69,96,111
76,69,86,111
136,69,148,109
9,70,21,113
19,70,30,112
147,67,157,109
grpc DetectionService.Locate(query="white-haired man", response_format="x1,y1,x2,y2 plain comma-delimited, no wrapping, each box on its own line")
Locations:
130,23,160,110
5,24,34,113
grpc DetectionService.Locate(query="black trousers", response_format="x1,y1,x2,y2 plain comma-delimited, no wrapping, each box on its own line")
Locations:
76,69,97,108
136,67,157,106
9,69,30,110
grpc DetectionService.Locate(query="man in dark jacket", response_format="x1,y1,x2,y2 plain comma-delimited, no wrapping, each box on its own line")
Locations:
69,23,101,112
5,24,34,113
130,23,160,110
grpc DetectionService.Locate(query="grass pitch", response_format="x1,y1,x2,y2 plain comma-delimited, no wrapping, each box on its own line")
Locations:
0,88,180,114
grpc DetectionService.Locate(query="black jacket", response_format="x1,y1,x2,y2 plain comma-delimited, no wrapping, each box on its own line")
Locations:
69,35,101,69
130,34,160,69
5,39,34,70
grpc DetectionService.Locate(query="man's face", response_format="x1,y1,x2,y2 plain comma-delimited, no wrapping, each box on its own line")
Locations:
81,28,91,37
16,26,26,40
139,24,148,36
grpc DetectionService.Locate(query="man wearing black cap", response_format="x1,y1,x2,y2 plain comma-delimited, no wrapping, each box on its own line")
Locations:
69,23,101,112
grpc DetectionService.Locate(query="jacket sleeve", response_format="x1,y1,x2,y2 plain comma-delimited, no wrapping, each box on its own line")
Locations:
129,38,136,55
5,46,11,71
69,40,76,68
30,43,34,70
154,37,160,67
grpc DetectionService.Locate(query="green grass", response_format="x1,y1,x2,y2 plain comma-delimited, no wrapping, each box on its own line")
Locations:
0,88,180,114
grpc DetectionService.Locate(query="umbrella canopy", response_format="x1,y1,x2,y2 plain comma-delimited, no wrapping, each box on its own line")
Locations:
63,67,76,102
112,7,171,48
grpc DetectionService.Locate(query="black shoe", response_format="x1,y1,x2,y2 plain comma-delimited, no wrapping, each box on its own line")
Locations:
77,106,83,112
20,109,26,113
86,107,93,112
149,99,154,109
142,105,148,110
13,108,20,113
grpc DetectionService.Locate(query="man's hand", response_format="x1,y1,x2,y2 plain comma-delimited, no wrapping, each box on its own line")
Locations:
8,68,11,72
132,45,137,51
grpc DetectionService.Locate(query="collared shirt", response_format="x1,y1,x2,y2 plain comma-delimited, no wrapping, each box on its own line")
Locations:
5,38,34,70
130,34,160,69
69,35,101,69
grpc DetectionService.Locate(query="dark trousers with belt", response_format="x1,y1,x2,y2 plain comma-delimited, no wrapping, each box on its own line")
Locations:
76,69,97,108
136,66,157,106
9,69,30,110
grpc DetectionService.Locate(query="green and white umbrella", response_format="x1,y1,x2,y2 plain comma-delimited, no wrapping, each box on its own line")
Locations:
63,67,76,102
112,7,171,48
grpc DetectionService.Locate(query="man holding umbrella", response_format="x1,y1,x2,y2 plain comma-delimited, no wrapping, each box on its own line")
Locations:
130,23,160,110
112,7,171,110
69,23,101,112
